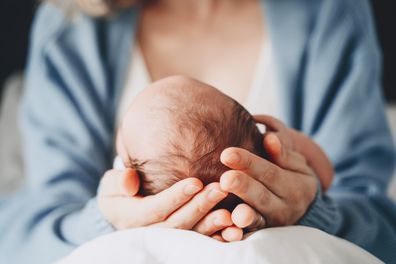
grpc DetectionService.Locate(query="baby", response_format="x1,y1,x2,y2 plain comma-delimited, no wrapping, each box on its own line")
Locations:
116,76,332,208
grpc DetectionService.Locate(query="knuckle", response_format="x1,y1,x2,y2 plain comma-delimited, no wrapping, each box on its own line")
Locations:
238,178,249,194
170,218,189,230
244,155,253,170
228,171,245,191
194,223,209,235
149,207,168,222
215,209,230,219
258,190,270,205
263,166,278,183
164,219,178,229
169,194,184,207
195,202,209,216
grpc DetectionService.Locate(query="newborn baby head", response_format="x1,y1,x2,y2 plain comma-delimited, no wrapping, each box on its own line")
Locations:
117,76,265,201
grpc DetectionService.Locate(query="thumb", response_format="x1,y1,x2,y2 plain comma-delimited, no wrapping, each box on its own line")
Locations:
122,168,140,196
263,133,282,161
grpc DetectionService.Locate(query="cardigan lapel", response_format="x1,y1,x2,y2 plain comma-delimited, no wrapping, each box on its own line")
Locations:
262,0,314,129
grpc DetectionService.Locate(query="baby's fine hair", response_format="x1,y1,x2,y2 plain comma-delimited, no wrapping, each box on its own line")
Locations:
130,88,265,196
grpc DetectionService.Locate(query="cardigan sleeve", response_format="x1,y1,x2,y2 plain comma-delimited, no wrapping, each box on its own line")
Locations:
0,4,115,263
297,1,396,262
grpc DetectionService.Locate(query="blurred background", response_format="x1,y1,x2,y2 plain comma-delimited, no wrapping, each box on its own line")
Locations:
0,0,395,102
0,1,395,197
0,0,35,102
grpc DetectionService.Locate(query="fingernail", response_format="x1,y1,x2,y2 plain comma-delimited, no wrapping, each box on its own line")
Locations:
207,189,226,202
184,184,201,195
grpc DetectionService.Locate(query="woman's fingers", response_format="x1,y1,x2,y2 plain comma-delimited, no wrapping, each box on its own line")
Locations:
212,233,226,242
192,208,243,242
192,209,233,236
98,196,146,229
254,114,294,151
231,203,256,228
144,177,204,223
219,169,283,215
220,147,293,197
153,183,227,230
254,114,312,175
221,147,282,182
231,204,266,231
99,177,204,229
264,133,312,175
264,130,332,190
99,169,140,197
221,226,244,242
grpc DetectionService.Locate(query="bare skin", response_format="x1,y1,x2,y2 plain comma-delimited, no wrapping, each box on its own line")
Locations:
100,0,265,241
99,76,333,241
220,115,332,231
98,0,333,242
138,0,264,105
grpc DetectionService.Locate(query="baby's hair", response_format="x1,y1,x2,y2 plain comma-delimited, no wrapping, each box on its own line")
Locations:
130,98,265,196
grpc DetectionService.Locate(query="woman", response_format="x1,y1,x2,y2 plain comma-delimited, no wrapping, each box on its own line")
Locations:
0,0,395,263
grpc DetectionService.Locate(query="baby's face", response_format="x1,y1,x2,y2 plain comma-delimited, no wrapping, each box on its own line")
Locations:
116,75,263,204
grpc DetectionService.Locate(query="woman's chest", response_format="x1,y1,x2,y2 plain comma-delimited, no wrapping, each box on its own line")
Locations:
137,1,265,105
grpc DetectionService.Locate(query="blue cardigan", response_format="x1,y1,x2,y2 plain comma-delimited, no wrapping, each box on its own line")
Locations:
1,0,395,263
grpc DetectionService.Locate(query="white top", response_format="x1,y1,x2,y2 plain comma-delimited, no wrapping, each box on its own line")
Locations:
117,38,283,125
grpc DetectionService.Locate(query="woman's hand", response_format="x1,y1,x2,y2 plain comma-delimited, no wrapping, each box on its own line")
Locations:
97,169,243,241
219,116,319,231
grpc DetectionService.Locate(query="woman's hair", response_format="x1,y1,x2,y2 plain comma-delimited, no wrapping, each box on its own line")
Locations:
47,0,141,16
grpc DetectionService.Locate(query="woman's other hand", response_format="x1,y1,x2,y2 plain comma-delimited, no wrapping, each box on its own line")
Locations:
219,120,319,231
97,169,242,241
253,115,334,191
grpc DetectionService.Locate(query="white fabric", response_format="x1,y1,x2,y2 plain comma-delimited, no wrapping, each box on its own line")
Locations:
58,226,382,264
117,39,284,125
245,37,283,119
117,44,151,125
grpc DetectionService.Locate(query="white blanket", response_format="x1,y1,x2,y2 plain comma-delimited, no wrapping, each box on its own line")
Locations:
59,226,382,264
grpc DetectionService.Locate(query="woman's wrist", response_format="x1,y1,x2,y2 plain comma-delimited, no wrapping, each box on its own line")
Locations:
297,182,341,235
